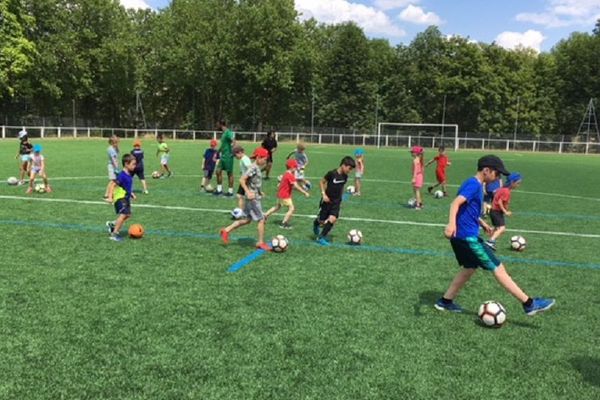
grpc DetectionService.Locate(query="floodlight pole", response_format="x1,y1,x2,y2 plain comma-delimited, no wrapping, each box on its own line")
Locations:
513,95,520,146
311,87,315,134
441,94,447,135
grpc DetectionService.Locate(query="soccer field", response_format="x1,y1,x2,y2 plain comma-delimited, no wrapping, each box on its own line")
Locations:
1,139,599,399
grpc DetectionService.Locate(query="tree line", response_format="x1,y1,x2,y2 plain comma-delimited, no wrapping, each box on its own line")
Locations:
2,0,600,138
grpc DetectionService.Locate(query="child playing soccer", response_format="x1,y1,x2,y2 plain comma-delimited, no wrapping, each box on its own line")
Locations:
26,144,52,193
434,155,554,316
131,140,148,194
220,147,271,251
353,148,365,196
485,172,523,251
233,145,252,210
286,143,311,190
202,139,219,191
156,134,172,178
16,130,32,185
264,159,310,229
483,177,502,215
313,156,356,246
410,146,425,210
104,135,120,199
426,146,451,196
261,130,278,180
106,154,137,242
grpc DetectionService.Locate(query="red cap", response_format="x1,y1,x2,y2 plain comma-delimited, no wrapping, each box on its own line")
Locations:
286,159,298,169
252,147,269,159
210,139,218,147
411,146,424,155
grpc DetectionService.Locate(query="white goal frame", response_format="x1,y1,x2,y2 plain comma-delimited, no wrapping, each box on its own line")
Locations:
377,122,459,151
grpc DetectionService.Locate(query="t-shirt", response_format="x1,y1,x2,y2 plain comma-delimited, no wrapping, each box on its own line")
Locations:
434,155,449,172
30,154,44,170
131,148,144,170
203,148,218,170
19,141,32,155
157,142,169,155
219,129,235,157
107,146,119,167
492,187,511,212
113,170,133,202
242,163,262,199
239,155,252,175
455,177,484,239
293,151,308,168
278,171,297,199
323,169,348,204
262,136,278,153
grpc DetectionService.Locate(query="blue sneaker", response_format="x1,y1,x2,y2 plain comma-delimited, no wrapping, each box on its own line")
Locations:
316,237,330,246
523,297,555,316
313,223,321,236
434,298,464,313
109,234,123,242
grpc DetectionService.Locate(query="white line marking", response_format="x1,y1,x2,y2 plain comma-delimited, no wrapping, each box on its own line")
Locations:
1,195,599,239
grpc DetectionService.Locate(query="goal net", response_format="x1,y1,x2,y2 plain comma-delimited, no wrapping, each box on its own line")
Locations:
377,123,459,151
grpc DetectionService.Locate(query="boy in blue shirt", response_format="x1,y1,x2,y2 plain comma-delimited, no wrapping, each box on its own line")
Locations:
435,155,555,316
106,154,137,242
202,139,219,191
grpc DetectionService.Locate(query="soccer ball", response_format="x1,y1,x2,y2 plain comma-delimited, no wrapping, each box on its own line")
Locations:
151,171,161,179
128,223,144,239
346,185,356,194
478,301,507,328
347,229,363,245
34,183,46,193
271,234,289,253
204,184,214,192
434,190,444,199
231,207,245,220
510,235,527,251
7,177,18,185
407,198,417,207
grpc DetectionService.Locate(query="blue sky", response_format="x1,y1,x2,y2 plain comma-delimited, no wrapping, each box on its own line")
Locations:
121,0,600,52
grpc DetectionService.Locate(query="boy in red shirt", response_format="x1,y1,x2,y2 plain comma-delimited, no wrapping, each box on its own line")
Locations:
426,146,451,196
264,159,310,229
485,172,522,250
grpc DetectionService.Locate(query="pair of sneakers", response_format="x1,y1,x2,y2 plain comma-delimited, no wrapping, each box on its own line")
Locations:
484,239,497,251
219,229,271,251
106,221,123,241
279,222,292,230
434,297,555,316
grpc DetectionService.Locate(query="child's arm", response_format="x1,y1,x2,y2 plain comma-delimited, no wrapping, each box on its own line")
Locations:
320,178,329,203
478,217,493,235
293,182,310,197
286,151,294,160
240,174,253,199
444,195,467,238
106,181,116,203
498,199,512,216
425,158,434,167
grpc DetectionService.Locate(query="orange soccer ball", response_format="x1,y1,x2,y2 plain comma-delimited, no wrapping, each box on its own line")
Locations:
128,224,144,239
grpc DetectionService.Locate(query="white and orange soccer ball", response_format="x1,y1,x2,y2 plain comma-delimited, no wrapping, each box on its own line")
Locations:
478,301,507,328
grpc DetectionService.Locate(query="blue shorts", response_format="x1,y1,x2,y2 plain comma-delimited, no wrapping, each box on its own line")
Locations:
450,237,500,271
114,199,131,216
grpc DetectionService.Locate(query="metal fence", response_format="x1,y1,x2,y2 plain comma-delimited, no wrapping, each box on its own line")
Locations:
2,125,599,154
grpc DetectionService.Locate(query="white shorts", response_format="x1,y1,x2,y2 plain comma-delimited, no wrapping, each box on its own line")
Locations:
160,154,170,165
108,164,117,180
295,169,305,180
20,154,31,163
32,167,42,175
355,171,363,179
243,198,265,222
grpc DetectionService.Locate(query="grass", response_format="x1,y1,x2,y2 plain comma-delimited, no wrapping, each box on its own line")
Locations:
0,138,600,399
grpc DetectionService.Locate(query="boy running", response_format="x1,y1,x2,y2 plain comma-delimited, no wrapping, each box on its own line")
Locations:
264,159,310,229
313,156,356,246
434,155,554,316
233,145,252,211
106,154,137,242
131,140,148,194
426,146,451,196
26,144,52,193
286,143,311,190
485,172,523,251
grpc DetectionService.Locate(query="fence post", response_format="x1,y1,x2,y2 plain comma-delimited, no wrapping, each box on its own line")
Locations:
432,137,436,148
408,136,411,148
73,126,77,138
532,141,536,152
41,127,45,139
213,131,217,140
385,135,389,147
254,132,257,142
362,135,366,146
506,140,509,151
482,139,485,150
559,142,563,154
1,126,4,139
193,131,196,140
172,129,176,140
296,133,299,143
87,127,91,138
134,129,138,138
586,142,589,154
339,135,342,145
319,134,322,145
58,127,61,138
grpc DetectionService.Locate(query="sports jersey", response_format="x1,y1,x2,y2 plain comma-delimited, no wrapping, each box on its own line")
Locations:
131,148,144,170
19,141,32,155
219,129,235,157
261,136,278,153
239,154,252,174
290,151,308,168
203,148,218,170
278,171,297,199
242,163,262,199
491,187,511,212
113,170,133,202
455,177,484,239
157,142,169,155
323,169,348,204
107,146,119,167
434,154,449,172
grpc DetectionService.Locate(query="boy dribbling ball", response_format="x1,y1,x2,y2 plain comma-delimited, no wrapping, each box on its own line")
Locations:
264,158,310,229
106,154,137,242
26,144,52,194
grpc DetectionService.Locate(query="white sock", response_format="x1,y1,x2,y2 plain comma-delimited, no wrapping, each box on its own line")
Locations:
228,187,233,194
217,184,223,192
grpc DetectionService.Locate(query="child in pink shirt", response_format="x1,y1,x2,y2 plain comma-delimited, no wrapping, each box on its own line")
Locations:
411,146,425,210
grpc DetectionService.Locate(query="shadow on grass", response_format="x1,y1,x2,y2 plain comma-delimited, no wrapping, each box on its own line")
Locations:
236,237,258,247
571,356,600,388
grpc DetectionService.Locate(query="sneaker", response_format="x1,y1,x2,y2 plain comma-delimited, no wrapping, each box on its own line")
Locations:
109,234,123,242
279,222,292,229
313,223,321,236
316,237,330,246
143,190,149,194
256,242,271,251
443,191,448,197
523,297,555,316
434,298,464,313
167,172,172,178
427,186,433,194
26,187,32,194
415,204,423,210
224,192,234,197
220,229,229,245
106,221,115,234
17,180,25,186
213,191,223,196
45,186,52,193
484,240,497,251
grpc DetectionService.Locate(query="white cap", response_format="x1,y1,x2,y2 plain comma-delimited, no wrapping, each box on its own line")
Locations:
18,129,28,139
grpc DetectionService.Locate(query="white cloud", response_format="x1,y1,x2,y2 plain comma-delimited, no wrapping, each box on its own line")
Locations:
295,0,406,37
120,0,152,10
516,0,600,28
495,30,546,52
373,0,416,11
398,5,442,25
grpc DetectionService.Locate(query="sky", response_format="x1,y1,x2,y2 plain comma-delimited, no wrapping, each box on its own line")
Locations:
120,0,600,52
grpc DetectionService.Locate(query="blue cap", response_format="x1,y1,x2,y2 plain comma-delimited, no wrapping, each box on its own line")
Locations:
33,144,42,152
354,148,365,156
506,172,522,185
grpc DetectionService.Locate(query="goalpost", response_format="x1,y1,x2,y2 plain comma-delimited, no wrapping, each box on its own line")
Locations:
377,123,460,151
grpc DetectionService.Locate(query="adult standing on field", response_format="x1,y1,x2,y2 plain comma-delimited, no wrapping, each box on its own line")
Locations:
214,120,236,197
261,130,278,180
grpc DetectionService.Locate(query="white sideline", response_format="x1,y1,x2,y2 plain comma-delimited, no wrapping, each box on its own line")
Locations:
1,194,599,239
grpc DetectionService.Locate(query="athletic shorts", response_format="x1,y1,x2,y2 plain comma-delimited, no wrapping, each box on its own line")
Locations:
355,171,363,179
218,155,234,173
243,198,264,222
237,184,245,196
108,164,117,180
203,168,214,180
489,210,506,227
20,154,31,163
450,237,501,271
318,199,341,222
31,167,42,175
160,154,170,165
133,168,145,180
114,198,131,216
278,198,293,207
436,170,446,184
267,152,273,163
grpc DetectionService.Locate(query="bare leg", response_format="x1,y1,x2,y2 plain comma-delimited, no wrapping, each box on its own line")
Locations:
224,218,251,233
442,268,477,300
140,179,148,192
227,172,234,192
264,203,281,218
257,219,265,244
113,214,129,235
490,226,505,241
282,205,295,224
493,264,529,303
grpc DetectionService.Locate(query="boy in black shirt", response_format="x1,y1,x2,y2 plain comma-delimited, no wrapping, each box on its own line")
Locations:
313,156,355,246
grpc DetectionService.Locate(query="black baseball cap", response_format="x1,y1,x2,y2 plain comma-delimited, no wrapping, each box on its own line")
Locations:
477,155,510,176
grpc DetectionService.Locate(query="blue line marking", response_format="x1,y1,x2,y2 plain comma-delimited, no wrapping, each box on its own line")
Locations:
228,249,267,272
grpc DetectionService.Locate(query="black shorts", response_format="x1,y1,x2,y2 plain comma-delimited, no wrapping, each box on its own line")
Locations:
114,199,131,216
318,199,341,222
267,152,273,163
133,168,145,180
237,185,245,196
489,210,505,227
450,237,501,271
